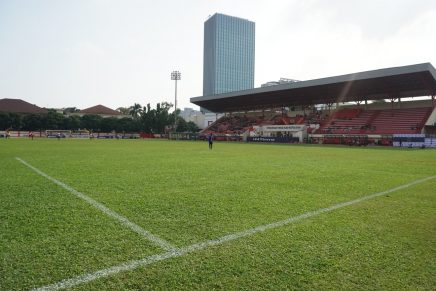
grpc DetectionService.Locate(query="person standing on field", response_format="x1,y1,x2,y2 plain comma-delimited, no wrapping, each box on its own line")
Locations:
208,133,214,150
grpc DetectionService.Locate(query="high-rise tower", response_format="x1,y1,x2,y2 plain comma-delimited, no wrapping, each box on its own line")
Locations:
203,13,255,98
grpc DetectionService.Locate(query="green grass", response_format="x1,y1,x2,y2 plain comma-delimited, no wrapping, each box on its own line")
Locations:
1,138,435,290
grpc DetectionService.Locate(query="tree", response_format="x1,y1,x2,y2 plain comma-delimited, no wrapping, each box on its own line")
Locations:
22,114,43,130
0,113,11,130
0,101,181,133
116,107,130,115
176,117,188,132
100,117,118,132
43,110,64,129
7,113,22,130
63,107,80,114
140,103,154,133
175,118,199,133
129,103,143,119
81,114,103,131
63,115,82,130
186,121,199,133
137,102,175,133
154,102,173,133
117,117,138,132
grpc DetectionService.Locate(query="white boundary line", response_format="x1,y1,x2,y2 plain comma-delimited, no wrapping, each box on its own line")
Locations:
15,157,176,252
35,175,436,291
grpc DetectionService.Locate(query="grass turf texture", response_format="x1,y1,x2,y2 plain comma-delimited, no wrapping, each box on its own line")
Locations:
1,139,435,290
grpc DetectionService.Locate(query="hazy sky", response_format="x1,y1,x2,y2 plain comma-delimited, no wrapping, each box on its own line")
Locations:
1,0,435,110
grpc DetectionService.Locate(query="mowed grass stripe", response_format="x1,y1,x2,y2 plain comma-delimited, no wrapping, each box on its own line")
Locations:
16,157,177,252
35,175,435,291
87,181,435,290
15,140,434,247
0,156,161,290
3,139,435,289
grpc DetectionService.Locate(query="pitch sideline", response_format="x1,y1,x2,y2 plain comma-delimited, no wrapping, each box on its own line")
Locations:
16,157,177,252
34,174,436,291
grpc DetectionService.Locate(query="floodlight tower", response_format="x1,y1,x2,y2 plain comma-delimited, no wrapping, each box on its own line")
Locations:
171,70,181,131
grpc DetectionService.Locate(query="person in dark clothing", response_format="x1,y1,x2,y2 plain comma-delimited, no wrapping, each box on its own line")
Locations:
208,133,214,149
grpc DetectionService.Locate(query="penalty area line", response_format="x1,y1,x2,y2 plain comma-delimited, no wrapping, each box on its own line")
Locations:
15,157,177,252
34,175,436,291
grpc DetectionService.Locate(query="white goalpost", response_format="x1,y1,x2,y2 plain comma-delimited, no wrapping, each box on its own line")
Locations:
45,130,71,138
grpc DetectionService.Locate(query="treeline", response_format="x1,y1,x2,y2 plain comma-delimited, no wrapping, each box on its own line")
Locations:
0,102,199,133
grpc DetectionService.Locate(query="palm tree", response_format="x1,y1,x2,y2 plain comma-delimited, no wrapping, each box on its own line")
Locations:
129,103,143,119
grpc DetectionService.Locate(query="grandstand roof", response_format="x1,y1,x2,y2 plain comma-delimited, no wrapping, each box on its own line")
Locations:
0,98,48,114
80,104,121,115
191,63,436,112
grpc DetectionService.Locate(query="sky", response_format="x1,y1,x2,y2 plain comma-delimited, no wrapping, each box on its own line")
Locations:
0,0,435,111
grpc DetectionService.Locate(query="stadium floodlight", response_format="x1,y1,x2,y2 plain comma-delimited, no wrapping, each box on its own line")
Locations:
171,71,181,132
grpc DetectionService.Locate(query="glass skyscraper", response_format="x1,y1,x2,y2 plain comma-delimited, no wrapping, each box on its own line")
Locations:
203,13,255,97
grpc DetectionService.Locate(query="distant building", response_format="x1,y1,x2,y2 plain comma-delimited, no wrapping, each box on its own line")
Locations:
73,105,129,119
203,13,255,99
179,107,201,120
261,78,300,87
179,107,205,129
0,98,48,114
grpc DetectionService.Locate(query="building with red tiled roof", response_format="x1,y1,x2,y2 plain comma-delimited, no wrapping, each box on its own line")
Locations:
72,104,130,119
0,98,48,114
80,104,121,115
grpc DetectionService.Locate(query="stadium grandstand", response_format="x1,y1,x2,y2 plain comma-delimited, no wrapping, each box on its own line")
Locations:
191,63,436,147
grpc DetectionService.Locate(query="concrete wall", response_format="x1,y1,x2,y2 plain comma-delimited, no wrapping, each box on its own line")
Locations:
425,107,436,126
203,113,224,129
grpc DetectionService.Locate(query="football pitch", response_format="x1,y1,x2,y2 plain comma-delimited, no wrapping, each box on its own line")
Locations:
1,139,435,290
